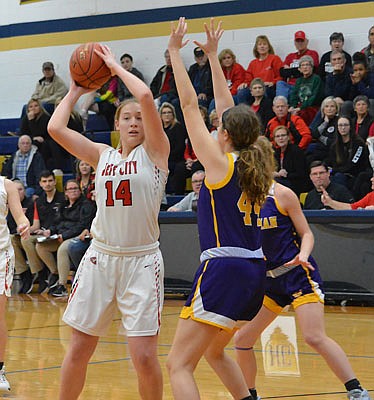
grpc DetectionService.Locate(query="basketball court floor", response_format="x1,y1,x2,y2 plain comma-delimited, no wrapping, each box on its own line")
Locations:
3,295,373,399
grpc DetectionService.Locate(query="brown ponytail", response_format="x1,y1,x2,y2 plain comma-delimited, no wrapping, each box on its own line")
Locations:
237,136,274,207
222,105,274,207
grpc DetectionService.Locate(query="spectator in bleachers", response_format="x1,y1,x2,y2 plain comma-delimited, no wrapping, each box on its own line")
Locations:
328,115,370,192
325,51,352,103
265,96,312,150
289,55,324,125
318,32,352,81
75,159,96,202
208,48,246,112
55,97,83,134
22,170,65,293
20,98,51,163
277,30,319,99
117,53,144,101
321,174,374,209
208,109,219,140
308,96,339,163
7,180,34,293
159,102,187,194
150,49,178,106
167,170,205,212
361,25,374,73
353,95,374,141
1,135,45,198
248,78,274,131
272,125,311,197
30,61,68,115
304,160,354,209
237,35,283,103
35,179,96,297
349,52,374,103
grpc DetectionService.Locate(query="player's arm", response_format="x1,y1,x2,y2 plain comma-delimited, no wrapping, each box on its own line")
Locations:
168,18,226,182
321,188,351,210
5,179,30,239
48,83,108,169
95,45,169,171
275,183,314,270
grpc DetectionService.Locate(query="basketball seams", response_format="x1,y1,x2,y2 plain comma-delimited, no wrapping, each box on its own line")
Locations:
70,42,111,89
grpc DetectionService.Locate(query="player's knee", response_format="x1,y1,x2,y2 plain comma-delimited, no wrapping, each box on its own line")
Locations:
133,350,158,375
234,329,256,349
303,332,325,349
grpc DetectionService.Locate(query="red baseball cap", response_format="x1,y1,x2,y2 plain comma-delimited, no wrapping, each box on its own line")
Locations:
294,31,306,40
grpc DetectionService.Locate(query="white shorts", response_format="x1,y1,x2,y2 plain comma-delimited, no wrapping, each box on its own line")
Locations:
63,246,164,337
0,245,15,297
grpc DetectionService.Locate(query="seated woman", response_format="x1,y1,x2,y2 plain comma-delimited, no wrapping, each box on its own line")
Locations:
208,48,246,112
308,96,339,163
159,102,187,194
289,55,324,125
273,125,311,197
328,115,370,193
237,35,283,103
35,179,96,296
75,159,96,202
248,78,275,131
353,95,374,141
20,98,51,164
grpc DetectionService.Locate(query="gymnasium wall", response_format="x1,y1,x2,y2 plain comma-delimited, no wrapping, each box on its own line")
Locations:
0,0,372,118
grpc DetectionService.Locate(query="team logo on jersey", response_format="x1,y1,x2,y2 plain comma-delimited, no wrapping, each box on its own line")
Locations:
90,257,97,265
292,290,303,299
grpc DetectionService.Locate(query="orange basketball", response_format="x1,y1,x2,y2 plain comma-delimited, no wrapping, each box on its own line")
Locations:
69,42,112,90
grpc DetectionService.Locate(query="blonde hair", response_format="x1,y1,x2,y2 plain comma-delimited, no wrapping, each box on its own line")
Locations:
114,98,139,122
218,48,237,64
159,102,178,127
27,98,50,119
222,105,274,206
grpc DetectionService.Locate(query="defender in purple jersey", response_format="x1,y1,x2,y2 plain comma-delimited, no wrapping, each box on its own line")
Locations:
167,18,274,400
232,182,371,400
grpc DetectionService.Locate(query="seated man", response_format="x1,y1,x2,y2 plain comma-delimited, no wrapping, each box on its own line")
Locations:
322,174,374,209
167,170,205,212
265,96,312,150
29,61,68,115
325,50,352,102
304,160,354,209
1,135,46,198
277,30,319,99
7,180,34,294
318,32,352,81
150,49,178,106
21,170,65,293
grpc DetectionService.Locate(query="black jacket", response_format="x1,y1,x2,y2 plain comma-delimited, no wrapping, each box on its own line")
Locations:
249,97,275,132
49,195,96,240
150,65,177,98
7,196,34,234
35,190,66,229
188,62,213,101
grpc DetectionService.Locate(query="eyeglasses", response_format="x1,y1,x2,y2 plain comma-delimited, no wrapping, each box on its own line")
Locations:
65,187,80,191
338,123,350,127
192,180,204,184
300,63,312,67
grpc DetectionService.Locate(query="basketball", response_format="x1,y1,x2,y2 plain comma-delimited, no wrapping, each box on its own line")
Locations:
69,42,112,90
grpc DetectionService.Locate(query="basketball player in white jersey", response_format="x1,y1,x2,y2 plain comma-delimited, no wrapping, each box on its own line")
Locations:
48,45,169,400
0,177,30,391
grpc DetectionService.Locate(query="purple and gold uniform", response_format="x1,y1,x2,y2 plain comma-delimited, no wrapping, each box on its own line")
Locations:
260,185,324,314
181,153,266,331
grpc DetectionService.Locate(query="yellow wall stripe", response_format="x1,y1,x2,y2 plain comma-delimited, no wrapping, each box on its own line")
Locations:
1,2,371,52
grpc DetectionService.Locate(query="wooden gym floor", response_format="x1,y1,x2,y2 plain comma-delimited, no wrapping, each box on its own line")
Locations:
3,294,374,399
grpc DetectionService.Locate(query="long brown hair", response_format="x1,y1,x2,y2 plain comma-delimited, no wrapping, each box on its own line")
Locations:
222,104,274,206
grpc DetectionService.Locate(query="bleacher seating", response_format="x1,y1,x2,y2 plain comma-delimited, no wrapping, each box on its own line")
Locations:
0,118,20,136
84,131,111,145
0,136,18,155
86,114,110,132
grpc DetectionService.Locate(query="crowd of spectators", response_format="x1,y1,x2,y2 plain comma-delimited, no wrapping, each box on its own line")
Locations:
2,26,374,293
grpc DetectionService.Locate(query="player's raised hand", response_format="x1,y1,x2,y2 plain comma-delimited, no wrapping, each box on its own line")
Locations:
169,17,189,52
194,18,224,56
94,44,117,74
